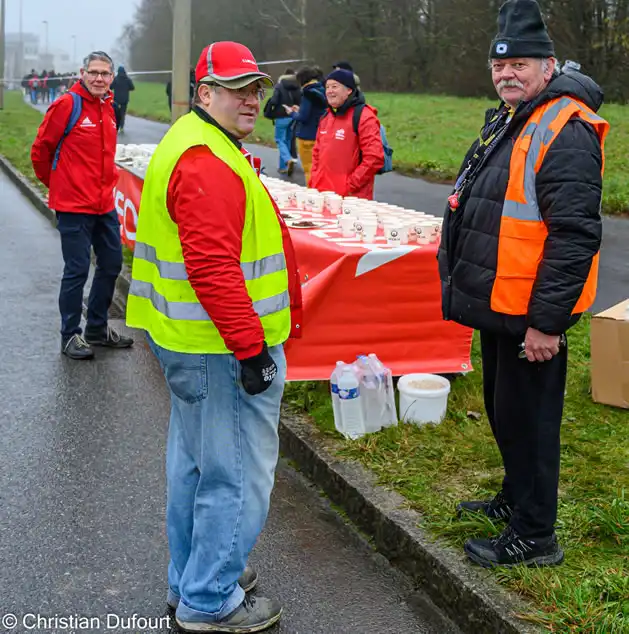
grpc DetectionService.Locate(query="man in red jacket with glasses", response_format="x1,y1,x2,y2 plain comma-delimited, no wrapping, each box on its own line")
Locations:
31,51,133,360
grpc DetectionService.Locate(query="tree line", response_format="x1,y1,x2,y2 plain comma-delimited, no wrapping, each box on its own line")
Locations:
118,0,629,102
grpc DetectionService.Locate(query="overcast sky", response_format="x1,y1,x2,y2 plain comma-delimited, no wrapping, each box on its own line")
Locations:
5,0,138,66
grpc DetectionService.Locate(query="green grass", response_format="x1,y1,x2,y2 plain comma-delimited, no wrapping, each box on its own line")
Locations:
284,316,629,632
0,91,47,194
130,81,629,214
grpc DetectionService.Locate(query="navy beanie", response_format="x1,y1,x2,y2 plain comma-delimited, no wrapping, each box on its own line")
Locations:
326,68,356,91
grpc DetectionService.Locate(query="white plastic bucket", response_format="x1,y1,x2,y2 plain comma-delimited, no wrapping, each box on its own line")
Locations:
397,373,451,425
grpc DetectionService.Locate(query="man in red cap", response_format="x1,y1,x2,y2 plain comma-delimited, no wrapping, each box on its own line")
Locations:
126,41,302,632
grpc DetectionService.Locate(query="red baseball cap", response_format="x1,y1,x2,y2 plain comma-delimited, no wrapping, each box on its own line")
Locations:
195,41,273,89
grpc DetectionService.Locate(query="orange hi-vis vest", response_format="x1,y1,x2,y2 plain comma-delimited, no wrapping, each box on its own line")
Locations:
490,96,609,316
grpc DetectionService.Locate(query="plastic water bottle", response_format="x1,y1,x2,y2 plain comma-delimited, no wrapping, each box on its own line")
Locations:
356,355,384,433
368,353,398,427
330,361,345,435
338,365,366,439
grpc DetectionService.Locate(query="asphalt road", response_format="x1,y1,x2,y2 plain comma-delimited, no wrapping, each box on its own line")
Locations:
0,168,459,633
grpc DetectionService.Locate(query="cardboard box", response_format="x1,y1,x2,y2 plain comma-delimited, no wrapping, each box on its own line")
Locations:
590,298,629,409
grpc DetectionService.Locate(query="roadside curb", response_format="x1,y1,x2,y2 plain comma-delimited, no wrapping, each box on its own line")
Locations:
0,154,54,224
3,154,540,634
278,412,540,634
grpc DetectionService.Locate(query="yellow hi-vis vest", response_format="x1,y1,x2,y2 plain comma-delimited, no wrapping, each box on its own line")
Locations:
125,112,291,354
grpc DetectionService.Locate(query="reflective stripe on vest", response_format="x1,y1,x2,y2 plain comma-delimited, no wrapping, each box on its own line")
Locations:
129,278,290,321
490,96,608,316
134,240,287,282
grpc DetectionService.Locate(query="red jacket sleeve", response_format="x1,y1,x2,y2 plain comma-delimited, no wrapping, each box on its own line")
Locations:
30,94,73,188
347,107,385,193
167,146,265,360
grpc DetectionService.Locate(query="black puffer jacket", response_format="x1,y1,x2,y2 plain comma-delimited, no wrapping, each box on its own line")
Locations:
438,71,604,337
264,74,302,119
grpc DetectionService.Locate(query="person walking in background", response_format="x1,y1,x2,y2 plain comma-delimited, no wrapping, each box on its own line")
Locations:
283,66,326,185
111,65,135,133
127,40,302,632
29,72,40,104
310,68,384,199
31,51,134,360
440,0,607,568
48,70,59,102
40,70,49,104
263,68,301,175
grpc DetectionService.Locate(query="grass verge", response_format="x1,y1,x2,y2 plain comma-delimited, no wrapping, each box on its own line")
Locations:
130,81,629,214
284,317,629,632
0,91,47,195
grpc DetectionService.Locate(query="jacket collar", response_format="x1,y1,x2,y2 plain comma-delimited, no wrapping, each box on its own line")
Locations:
192,106,242,149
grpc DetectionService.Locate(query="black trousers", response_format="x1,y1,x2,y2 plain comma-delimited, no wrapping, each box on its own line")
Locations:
480,330,568,538
115,102,128,130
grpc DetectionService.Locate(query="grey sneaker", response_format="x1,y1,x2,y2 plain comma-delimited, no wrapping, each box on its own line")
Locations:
62,334,95,360
167,566,259,610
176,595,282,633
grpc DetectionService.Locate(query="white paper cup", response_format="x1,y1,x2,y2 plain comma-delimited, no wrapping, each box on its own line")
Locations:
385,225,403,247
361,221,378,242
307,193,325,213
295,190,308,210
325,195,343,215
339,216,357,237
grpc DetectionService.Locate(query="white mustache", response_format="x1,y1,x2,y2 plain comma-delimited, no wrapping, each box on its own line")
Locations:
497,79,525,91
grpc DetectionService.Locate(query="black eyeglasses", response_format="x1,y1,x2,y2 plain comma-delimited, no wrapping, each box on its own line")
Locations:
86,70,113,80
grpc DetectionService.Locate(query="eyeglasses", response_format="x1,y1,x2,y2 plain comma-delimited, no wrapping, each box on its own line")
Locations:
86,70,113,80
205,82,266,102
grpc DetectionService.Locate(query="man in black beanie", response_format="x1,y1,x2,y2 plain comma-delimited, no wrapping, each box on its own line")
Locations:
438,0,609,568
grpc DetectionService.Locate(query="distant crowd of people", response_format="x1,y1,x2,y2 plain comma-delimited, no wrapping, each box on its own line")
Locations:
22,69,79,105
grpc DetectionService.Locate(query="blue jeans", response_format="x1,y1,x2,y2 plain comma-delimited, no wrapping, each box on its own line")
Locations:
56,211,123,340
147,338,286,624
274,118,293,171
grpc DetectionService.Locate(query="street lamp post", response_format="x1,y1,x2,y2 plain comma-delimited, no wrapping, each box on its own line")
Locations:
0,0,6,110
42,20,48,55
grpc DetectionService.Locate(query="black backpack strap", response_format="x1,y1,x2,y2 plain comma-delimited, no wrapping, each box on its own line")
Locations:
352,103,366,135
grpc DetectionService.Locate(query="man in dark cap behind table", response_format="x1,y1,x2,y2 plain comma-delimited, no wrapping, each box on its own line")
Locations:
438,0,608,568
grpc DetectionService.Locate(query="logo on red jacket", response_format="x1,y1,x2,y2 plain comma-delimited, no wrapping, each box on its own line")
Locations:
80,116,96,128
334,129,345,140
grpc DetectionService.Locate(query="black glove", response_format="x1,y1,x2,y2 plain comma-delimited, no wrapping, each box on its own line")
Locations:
240,342,277,395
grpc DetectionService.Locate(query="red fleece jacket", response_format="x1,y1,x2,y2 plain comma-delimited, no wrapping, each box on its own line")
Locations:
166,145,302,360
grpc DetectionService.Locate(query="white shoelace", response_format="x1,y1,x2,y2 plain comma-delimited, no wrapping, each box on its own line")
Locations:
65,334,90,351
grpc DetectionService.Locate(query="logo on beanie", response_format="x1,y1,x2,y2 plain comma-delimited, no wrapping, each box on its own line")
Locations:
496,42,508,55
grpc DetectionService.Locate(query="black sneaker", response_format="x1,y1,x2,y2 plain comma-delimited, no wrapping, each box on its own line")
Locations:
464,525,564,569
456,490,513,521
176,595,282,633
62,334,95,360
85,326,134,349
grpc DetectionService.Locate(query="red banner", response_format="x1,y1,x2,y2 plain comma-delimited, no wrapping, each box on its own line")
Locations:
114,166,473,380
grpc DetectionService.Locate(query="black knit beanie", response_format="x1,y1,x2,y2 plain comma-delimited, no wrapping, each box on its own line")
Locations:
489,0,555,59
